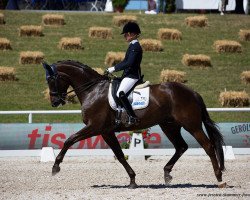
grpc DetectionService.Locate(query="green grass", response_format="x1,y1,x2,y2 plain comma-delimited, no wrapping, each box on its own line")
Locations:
0,11,249,123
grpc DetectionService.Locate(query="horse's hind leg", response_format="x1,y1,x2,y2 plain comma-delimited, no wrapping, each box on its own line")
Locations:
188,128,226,188
102,132,137,189
159,122,188,185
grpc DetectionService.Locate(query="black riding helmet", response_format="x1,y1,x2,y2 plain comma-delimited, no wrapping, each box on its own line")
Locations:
121,22,141,35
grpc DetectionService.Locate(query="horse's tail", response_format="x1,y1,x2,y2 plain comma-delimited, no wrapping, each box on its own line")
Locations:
196,93,225,171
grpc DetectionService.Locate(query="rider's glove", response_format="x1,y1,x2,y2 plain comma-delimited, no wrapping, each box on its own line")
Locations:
104,67,115,75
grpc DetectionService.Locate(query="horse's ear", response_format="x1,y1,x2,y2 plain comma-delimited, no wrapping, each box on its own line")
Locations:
42,61,54,77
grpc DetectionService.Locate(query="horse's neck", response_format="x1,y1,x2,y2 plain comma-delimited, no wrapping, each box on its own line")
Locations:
60,65,105,102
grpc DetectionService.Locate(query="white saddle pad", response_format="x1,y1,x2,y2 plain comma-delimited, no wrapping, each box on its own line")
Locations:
108,84,150,110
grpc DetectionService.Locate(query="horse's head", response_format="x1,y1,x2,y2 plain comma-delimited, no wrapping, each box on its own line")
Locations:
43,62,69,107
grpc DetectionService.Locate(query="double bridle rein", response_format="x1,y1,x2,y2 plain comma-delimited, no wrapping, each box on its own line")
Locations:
47,65,101,104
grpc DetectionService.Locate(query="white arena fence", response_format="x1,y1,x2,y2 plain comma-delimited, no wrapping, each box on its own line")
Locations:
0,108,250,124
0,108,249,159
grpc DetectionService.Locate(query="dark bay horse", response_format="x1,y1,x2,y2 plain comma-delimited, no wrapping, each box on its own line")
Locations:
43,60,226,188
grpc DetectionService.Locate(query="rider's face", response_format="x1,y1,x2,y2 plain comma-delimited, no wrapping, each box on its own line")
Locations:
124,32,136,42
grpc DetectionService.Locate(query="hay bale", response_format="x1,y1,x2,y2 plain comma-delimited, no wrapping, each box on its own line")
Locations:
239,29,250,41
185,16,208,28
105,52,125,67
89,27,113,39
19,51,44,64
158,28,182,41
0,38,11,50
140,39,163,52
241,71,250,84
213,40,242,53
113,15,137,27
19,25,43,37
219,91,249,107
42,14,65,26
43,88,78,104
93,68,104,74
182,54,212,67
59,37,82,50
160,69,186,83
0,13,5,24
0,67,17,81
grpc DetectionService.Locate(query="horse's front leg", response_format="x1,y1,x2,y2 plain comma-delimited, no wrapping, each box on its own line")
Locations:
52,125,95,176
102,132,137,189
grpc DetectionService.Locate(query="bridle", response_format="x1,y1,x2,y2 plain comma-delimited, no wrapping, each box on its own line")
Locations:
46,64,103,105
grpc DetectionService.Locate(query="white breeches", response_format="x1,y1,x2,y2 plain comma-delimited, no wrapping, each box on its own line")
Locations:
116,77,138,97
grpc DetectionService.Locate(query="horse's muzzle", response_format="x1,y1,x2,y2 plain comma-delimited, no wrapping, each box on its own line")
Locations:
51,100,61,107
51,98,65,107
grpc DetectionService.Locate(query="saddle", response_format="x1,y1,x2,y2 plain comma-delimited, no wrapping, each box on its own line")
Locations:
108,77,150,111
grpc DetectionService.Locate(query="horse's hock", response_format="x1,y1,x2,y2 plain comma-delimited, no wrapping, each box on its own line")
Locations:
19,51,44,64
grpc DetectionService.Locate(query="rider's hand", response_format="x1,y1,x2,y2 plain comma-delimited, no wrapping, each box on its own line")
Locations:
104,67,115,75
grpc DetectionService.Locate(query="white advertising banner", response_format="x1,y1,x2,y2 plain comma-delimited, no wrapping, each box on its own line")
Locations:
176,0,236,11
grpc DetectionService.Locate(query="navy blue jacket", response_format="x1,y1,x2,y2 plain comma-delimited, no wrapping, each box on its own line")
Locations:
114,40,142,79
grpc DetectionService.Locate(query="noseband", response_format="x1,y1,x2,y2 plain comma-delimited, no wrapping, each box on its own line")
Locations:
48,74,67,105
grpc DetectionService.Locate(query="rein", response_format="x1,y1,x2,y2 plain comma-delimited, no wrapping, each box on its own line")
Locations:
64,79,101,101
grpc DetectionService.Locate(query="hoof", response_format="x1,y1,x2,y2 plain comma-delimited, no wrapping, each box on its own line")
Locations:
52,165,60,176
218,182,227,188
164,174,173,185
128,183,138,189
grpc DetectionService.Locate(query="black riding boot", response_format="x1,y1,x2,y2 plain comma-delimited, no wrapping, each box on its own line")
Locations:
115,109,122,126
119,91,139,126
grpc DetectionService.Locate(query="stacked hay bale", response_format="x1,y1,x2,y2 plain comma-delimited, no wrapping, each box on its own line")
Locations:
239,29,250,41
219,91,249,107
19,51,44,64
241,71,250,84
182,54,212,67
0,38,12,50
89,27,113,39
158,28,182,41
42,14,65,26
93,68,104,75
160,69,186,83
59,37,82,50
185,16,208,28
213,40,242,53
140,39,163,52
113,15,137,27
19,25,43,37
0,67,17,81
105,52,125,66
0,13,5,24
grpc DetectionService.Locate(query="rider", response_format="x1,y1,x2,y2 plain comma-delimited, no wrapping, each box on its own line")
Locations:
106,22,143,126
